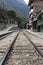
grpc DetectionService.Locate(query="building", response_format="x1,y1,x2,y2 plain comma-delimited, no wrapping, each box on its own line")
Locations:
37,10,43,32
28,0,43,32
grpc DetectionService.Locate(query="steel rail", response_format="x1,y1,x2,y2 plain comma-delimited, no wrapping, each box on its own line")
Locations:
0,30,17,40
0,30,19,37
0,33,12,40
26,30,43,40
0,31,20,65
0,30,15,40
0,31,13,37
23,31,43,57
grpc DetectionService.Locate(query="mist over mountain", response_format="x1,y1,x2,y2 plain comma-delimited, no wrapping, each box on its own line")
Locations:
0,0,29,19
16,0,26,5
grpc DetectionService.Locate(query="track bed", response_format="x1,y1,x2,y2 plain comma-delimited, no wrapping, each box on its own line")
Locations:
4,31,43,65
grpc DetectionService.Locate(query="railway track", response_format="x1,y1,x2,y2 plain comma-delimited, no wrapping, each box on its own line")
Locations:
25,30,43,57
0,33,12,40
0,30,18,40
0,31,19,65
0,31,14,40
0,31,13,37
2,31,43,65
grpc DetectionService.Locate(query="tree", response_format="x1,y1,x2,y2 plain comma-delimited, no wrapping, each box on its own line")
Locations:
7,10,16,23
16,16,27,29
21,17,27,29
16,16,22,28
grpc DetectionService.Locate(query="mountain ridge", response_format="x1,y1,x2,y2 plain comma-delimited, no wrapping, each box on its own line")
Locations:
0,0,29,19
16,0,26,5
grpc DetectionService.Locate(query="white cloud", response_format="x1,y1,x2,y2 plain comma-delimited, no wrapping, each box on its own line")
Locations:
24,0,29,4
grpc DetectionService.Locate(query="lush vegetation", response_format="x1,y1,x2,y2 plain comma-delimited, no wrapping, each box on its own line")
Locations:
7,10,16,24
21,17,27,29
16,16,27,29
0,7,27,29
0,0,29,18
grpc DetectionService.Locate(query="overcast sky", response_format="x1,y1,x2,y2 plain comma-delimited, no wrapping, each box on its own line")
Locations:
17,0,29,5
24,0,29,4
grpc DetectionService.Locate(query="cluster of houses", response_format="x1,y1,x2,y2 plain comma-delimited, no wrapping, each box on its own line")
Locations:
27,0,43,32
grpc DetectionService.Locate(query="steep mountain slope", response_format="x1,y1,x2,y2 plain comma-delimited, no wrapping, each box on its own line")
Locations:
0,0,29,18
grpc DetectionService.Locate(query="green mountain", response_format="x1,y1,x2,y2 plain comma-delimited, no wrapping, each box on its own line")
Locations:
0,0,29,19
